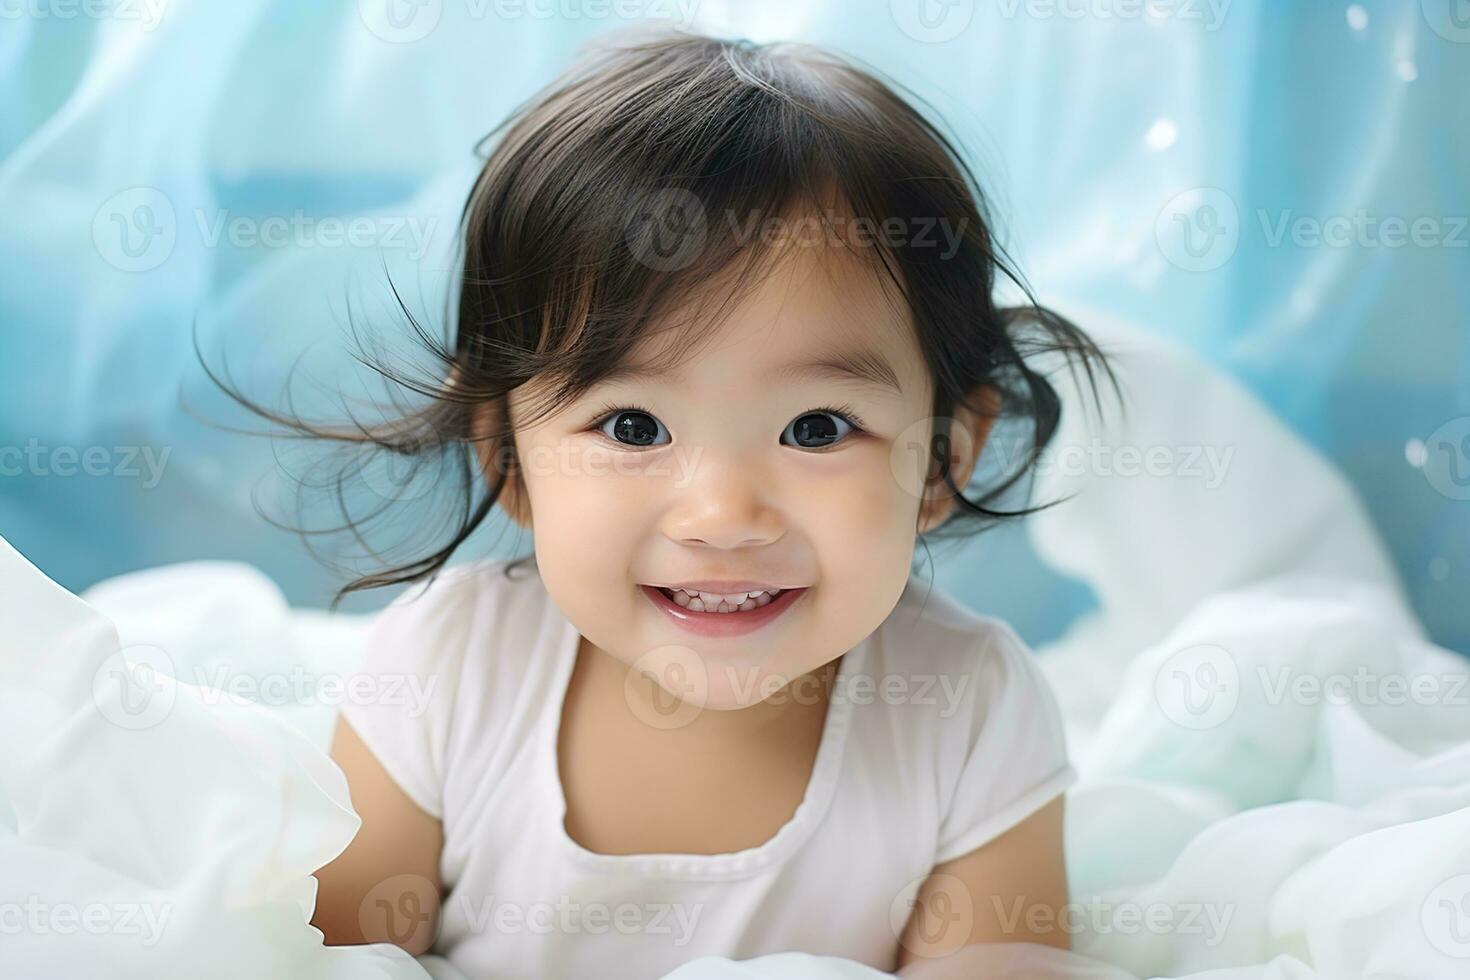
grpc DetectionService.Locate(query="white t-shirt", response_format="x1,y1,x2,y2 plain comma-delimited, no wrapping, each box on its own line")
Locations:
340,559,1076,979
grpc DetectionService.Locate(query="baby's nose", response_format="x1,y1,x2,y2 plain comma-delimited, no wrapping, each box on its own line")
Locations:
660,461,785,550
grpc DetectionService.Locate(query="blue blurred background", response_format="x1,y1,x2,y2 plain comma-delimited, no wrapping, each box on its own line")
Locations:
1,0,1466,651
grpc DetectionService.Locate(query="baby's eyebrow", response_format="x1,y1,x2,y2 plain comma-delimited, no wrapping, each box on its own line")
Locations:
772,350,904,395
597,349,904,395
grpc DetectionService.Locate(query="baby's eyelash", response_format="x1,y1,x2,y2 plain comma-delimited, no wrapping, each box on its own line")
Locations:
585,401,655,431
807,403,868,432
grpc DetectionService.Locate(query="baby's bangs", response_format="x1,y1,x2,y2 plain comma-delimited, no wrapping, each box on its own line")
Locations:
507,162,914,432
455,34,973,431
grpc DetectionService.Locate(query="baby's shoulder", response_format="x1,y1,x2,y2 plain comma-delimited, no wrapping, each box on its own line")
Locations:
361,557,556,676
340,558,558,819
854,580,1073,842
857,579,1060,740
379,556,547,618
872,579,1035,679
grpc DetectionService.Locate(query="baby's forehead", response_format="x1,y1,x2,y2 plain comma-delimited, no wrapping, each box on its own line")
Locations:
644,237,917,369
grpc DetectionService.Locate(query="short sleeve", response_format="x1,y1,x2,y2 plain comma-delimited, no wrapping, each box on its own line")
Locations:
338,572,479,821
933,622,1077,865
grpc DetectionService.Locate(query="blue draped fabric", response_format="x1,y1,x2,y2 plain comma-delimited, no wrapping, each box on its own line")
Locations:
1,0,1465,650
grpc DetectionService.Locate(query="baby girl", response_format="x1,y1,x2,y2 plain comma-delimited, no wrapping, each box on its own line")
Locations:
273,28,1109,980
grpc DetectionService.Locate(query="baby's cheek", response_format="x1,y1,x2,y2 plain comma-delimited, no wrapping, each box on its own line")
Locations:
529,470,651,651
795,452,919,588
536,468,646,553
813,445,917,527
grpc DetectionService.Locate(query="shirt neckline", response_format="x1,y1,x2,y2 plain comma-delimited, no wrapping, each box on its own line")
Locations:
538,597,860,880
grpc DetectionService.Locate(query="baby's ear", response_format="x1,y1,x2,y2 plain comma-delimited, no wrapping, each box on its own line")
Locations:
469,399,532,530
916,386,1001,535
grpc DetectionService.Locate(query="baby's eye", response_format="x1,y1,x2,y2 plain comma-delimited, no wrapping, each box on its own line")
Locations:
781,411,855,450
599,409,670,447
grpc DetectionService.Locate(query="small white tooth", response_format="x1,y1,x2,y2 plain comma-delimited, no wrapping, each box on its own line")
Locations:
667,587,785,612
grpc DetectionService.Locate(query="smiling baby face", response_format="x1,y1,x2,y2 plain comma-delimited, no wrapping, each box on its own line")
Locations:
491,228,990,710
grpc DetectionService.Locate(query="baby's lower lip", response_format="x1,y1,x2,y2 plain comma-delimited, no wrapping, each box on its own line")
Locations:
638,585,808,638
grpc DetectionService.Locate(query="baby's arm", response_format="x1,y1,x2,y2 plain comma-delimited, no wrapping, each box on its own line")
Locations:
311,715,445,955
894,795,1069,977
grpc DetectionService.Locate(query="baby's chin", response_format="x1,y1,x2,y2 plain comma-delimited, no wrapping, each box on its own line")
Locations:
692,685,791,713
669,657,834,713
611,640,830,715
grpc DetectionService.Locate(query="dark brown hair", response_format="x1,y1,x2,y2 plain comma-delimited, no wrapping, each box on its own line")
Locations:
202,28,1113,610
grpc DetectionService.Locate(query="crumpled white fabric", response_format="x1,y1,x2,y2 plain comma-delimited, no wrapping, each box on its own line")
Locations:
1052,578,1470,978
0,536,424,978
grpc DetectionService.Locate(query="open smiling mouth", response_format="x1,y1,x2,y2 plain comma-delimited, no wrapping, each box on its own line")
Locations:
638,585,809,637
